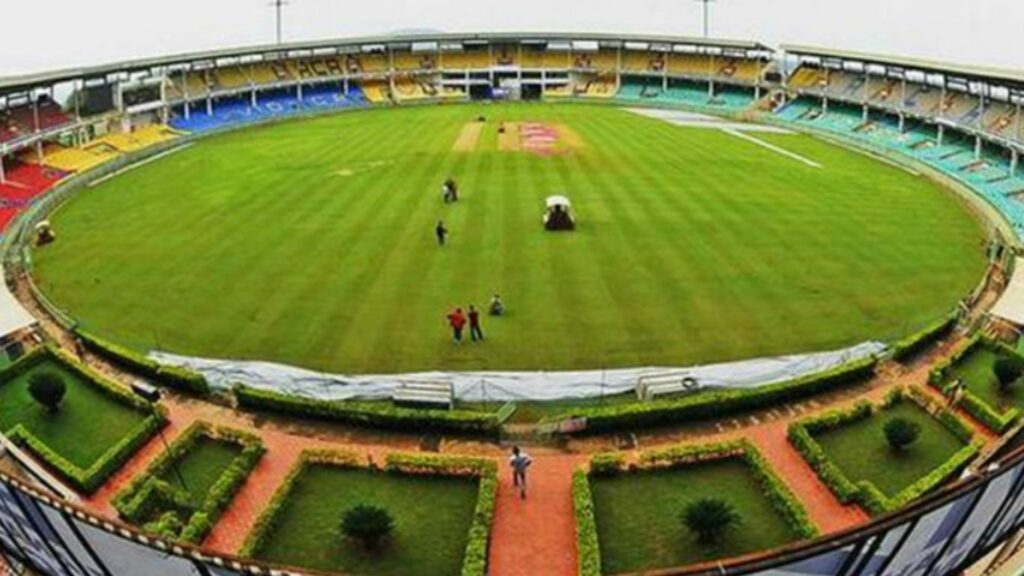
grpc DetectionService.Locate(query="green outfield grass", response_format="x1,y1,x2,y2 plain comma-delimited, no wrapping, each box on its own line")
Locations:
32,102,986,374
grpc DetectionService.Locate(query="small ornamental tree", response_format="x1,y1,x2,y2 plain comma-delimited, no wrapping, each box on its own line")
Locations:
28,371,67,414
994,356,1024,392
681,497,741,544
884,417,921,451
341,504,394,550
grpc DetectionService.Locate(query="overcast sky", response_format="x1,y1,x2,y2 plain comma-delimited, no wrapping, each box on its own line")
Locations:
1,0,1021,76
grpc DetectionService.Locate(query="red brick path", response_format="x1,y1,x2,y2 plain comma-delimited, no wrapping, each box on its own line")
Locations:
489,454,584,576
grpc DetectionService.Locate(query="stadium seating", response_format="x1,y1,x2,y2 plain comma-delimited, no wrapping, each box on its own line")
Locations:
247,62,294,85
572,51,618,72
212,66,252,91
0,162,65,206
393,53,437,72
169,85,366,133
668,54,712,77
439,51,490,70
392,77,437,101
0,99,72,144
574,75,617,98
492,46,518,67
716,58,761,83
39,142,121,173
775,96,1024,239
622,51,665,73
788,66,826,90
984,102,1017,137
359,81,391,104
95,125,181,153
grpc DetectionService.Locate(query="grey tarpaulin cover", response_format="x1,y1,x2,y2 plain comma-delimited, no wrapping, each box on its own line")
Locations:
151,341,885,402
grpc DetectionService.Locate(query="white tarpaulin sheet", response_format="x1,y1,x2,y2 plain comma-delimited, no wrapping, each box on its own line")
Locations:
151,341,885,402
991,258,1024,325
0,267,36,339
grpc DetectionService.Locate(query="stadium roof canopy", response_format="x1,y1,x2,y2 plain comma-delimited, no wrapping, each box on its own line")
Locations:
0,268,36,339
0,32,770,93
782,44,1024,86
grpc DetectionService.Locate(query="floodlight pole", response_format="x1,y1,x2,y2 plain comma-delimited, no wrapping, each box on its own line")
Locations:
694,0,717,39
269,0,289,45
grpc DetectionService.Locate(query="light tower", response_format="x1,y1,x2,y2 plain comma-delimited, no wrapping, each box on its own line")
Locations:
694,0,717,38
269,0,289,44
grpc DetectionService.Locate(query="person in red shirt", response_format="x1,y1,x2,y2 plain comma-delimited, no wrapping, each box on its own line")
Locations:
447,308,467,343
468,305,484,342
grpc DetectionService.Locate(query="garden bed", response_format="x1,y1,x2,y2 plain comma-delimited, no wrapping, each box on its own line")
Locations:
0,346,166,493
929,336,1024,432
112,422,264,544
575,440,816,575
788,387,980,515
242,451,496,576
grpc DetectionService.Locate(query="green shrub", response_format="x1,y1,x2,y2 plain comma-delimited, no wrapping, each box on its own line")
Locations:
234,385,499,435
572,469,601,576
112,422,265,544
789,389,981,515
567,356,877,433
76,330,210,395
2,348,167,493
682,497,741,544
341,504,394,549
883,417,921,451
27,371,66,413
890,313,958,362
589,453,625,476
995,355,1024,391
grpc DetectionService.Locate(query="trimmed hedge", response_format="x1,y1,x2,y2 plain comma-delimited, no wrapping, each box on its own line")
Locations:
76,330,210,395
234,385,500,435
564,356,878,433
638,439,818,539
241,449,497,576
573,469,602,576
890,312,958,362
589,452,626,477
928,335,1023,433
383,453,497,576
240,449,360,558
788,387,981,516
1,346,167,494
112,421,265,544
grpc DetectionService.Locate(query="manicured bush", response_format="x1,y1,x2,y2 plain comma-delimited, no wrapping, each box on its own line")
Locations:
890,312,958,362
27,371,66,413
342,504,394,549
234,385,499,435
681,497,741,544
788,387,980,515
589,453,626,476
929,336,1024,432
112,422,265,544
565,356,878,433
883,417,921,451
0,346,167,494
573,469,602,576
76,330,210,395
994,356,1024,391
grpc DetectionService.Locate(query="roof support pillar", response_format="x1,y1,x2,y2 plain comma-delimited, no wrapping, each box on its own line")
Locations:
975,135,982,160
938,123,945,145
1011,149,1019,176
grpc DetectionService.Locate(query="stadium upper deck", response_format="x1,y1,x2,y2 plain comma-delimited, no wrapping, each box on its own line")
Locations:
0,32,1022,240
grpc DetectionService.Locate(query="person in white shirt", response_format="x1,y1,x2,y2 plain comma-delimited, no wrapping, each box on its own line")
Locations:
509,446,533,499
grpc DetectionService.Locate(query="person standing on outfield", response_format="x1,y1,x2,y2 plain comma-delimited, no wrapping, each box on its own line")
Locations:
436,220,448,246
447,308,467,344
468,305,484,342
509,446,532,499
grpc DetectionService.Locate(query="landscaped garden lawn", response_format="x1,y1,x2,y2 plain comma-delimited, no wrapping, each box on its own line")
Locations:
0,358,149,469
590,459,803,573
251,464,480,576
942,345,1024,417
157,439,241,506
811,401,966,497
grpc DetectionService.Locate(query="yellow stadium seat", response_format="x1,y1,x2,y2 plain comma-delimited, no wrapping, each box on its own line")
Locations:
360,81,391,103
213,66,251,91
492,46,518,67
440,52,490,70
40,143,120,173
622,51,665,73
669,54,712,77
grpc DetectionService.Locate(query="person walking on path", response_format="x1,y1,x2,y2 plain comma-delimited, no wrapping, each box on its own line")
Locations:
447,308,467,344
468,305,484,342
509,446,533,499
435,220,448,246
